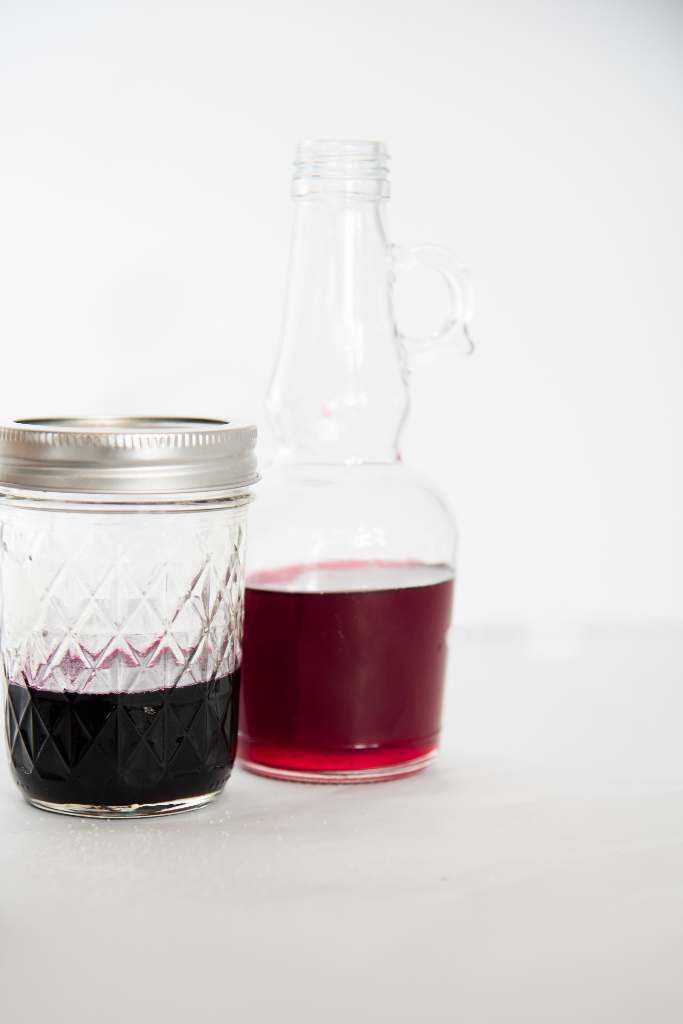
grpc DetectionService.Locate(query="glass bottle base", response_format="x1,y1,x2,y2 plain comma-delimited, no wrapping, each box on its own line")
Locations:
239,745,437,784
24,788,223,819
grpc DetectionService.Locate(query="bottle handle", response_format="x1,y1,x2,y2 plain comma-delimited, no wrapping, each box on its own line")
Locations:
391,243,474,355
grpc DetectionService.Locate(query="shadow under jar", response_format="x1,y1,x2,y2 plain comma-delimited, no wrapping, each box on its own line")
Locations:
0,417,258,818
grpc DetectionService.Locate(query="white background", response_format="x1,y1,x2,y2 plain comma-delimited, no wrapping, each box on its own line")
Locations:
2,6,683,1022
1,0,680,628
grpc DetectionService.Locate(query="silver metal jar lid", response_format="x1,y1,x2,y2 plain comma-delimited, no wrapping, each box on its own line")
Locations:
0,418,258,501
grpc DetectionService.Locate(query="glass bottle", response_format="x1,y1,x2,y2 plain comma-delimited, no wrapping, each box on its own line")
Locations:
239,139,473,783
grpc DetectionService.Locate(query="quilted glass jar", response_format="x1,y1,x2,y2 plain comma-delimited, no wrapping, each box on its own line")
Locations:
0,417,258,818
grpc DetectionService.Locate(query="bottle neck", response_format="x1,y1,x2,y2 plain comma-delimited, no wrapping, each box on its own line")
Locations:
268,143,408,465
267,193,407,464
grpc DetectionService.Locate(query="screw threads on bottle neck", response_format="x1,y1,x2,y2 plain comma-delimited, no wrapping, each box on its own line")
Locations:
292,139,390,198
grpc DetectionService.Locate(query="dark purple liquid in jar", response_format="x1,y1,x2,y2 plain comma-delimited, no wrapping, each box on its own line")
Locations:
5,670,239,809
238,562,454,780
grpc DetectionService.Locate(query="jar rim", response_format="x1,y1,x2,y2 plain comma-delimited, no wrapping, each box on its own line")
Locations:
0,416,259,500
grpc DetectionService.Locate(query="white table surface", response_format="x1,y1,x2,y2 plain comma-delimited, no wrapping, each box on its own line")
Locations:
2,625,682,1023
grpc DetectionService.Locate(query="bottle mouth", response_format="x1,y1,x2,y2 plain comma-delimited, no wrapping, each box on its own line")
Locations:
292,139,390,197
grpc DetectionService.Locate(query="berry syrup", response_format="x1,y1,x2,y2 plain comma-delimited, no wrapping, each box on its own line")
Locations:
238,562,454,781
5,669,240,809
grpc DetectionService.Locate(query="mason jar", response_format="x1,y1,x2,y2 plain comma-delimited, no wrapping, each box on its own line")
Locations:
0,418,258,818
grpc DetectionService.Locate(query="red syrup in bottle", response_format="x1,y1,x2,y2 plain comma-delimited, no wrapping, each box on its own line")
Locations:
238,561,454,781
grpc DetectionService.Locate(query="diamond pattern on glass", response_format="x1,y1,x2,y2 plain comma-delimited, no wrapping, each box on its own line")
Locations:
0,507,246,694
